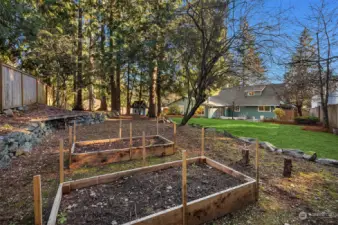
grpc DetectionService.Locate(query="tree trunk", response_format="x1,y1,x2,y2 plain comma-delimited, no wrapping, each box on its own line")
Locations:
73,3,84,110
180,98,204,125
88,30,94,111
157,71,161,116
296,105,302,117
109,5,117,112
148,61,157,118
98,2,107,111
116,62,121,113
126,62,131,115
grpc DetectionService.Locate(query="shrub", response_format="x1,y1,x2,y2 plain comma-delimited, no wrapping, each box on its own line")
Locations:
294,116,319,125
168,105,182,115
273,108,286,120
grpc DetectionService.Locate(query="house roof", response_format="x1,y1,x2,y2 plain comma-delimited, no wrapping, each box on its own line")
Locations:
205,84,285,107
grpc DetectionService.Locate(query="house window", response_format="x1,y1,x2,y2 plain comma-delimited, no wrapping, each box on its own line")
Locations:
258,106,271,112
247,91,261,96
234,106,240,112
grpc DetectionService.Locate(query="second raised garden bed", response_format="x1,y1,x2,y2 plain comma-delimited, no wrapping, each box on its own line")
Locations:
70,135,175,167
48,156,257,225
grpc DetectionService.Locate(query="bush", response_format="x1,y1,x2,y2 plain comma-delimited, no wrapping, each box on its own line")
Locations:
273,108,286,120
168,105,182,115
294,116,319,125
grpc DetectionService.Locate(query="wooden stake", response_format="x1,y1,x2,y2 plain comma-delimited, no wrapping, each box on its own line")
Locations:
173,123,176,151
283,158,292,177
73,121,76,143
255,139,259,200
142,131,146,166
59,139,64,183
156,116,159,136
129,122,132,160
119,119,122,139
182,150,187,225
201,127,205,157
68,126,72,147
33,175,42,225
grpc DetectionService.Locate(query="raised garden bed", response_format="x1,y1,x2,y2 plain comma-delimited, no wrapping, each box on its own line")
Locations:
70,135,175,167
48,157,257,225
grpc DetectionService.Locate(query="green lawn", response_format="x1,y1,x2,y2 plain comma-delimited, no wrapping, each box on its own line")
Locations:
172,118,338,160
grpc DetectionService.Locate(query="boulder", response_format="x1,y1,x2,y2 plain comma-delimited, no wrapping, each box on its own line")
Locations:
21,142,32,152
316,158,338,167
260,142,277,152
302,153,317,162
3,109,14,117
282,149,304,158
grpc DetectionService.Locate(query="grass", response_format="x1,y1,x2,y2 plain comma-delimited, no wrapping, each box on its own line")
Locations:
172,118,338,160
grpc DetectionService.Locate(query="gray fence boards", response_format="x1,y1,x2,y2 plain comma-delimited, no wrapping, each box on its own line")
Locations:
0,62,49,110
310,105,338,128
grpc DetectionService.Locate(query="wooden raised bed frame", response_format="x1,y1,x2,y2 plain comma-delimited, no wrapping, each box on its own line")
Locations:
70,135,175,167
48,156,257,225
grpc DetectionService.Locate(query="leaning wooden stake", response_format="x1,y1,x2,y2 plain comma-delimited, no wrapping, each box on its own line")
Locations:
33,175,42,225
182,150,188,225
173,123,177,151
142,131,146,166
73,121,76,143
201,127,205,157
129,122,133,160
119,119,122,139
59,139,64,183
255,139,259,200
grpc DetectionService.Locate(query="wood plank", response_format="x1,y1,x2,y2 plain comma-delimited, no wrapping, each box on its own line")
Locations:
0,63,3,111
47,184,63,225
33,175,42,225
130,122,132,159
65,157,201,190
59,139,64,183
255,139,259,200
142,131,146,166
205,158,254,182
182,150,187,225
201,127,205,157
119,119,122,138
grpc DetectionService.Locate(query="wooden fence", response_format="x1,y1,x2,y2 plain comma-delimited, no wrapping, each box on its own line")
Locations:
0,62,50,111
310,105,338,128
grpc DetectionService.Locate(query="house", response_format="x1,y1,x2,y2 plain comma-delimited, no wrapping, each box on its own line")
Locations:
131,101,147,116
204,84,285,119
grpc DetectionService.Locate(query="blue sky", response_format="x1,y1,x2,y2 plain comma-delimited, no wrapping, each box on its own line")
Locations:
256,0,328,83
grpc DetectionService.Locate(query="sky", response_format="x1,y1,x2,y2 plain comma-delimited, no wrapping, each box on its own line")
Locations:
254,0,335,83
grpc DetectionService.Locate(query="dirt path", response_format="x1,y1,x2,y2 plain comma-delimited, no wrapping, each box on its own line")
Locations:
0,118,337,225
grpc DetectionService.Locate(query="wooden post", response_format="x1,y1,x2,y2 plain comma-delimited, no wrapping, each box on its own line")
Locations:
283,158,292,177
142,131,146,166
156,116,159,136
33,175,42,225
36,79,39,103
73,121,76,143
241,149,249,165
119,119,122,139
59,139,64,183
255,139,259,200
68,126,72,147
173,123,176,151
182,150,187,225
129,122,132,160
201,127,205,157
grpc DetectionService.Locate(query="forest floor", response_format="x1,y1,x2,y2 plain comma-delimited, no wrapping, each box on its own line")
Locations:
0,118,337,225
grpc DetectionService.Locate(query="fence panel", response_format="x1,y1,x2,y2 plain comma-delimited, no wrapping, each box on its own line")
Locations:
37,81,47,104
328,105,338,128
22,74,37,105
2,65,23,109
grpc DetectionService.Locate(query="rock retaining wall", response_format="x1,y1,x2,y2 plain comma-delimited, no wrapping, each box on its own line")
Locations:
0,113,105,168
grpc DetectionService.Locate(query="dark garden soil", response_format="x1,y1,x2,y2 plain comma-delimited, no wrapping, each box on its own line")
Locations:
75,136,168,153
58,163,244,225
